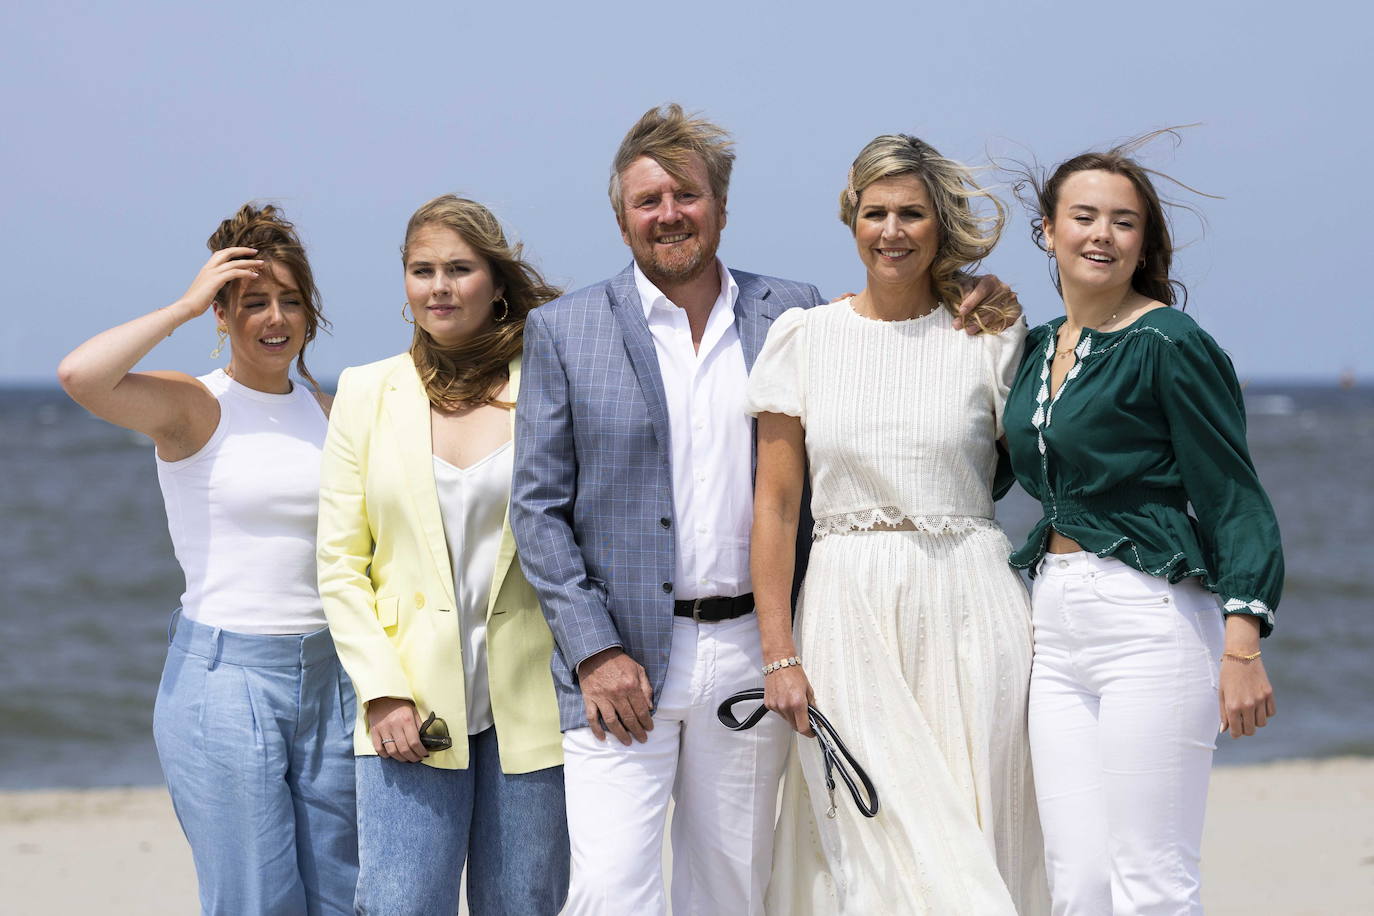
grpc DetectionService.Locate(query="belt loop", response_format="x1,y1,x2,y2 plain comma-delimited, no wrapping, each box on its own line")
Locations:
208,626,223,670
167,608,181,645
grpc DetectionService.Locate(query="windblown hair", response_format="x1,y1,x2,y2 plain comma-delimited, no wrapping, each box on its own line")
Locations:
840,134,1008,330
609,103,735,219
1016,128,1212,308
402,195,561,411
207,203,328,391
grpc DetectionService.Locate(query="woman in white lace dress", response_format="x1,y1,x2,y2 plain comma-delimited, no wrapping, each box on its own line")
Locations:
748,135,1050,914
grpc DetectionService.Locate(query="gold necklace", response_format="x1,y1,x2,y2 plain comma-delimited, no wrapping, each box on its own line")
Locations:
1054,309,1119,358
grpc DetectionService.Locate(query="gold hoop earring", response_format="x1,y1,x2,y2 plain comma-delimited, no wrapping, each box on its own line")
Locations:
210,326,227,359
401,302,415,325
493,296,510,323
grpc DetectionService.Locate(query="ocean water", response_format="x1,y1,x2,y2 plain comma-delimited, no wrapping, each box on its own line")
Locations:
1,384,1371,789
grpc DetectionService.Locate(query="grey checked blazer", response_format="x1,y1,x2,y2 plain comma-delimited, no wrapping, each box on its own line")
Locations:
512,263,823,731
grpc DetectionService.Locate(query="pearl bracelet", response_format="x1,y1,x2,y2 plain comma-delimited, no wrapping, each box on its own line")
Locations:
762,656,802,676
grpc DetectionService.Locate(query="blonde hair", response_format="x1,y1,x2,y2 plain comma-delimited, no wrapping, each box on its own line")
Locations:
841,134,1009,330
207,203,329,391
401,195,561,411
609,103,735,219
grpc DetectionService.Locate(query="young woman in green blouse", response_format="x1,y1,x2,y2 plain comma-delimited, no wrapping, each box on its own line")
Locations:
1002,141,1283,914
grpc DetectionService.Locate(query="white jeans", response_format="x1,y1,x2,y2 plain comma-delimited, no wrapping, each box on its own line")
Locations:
562,615,790,916
1029,552,1225,916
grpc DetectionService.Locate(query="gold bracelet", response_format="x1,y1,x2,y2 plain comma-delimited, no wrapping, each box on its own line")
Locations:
1221,650,1262,663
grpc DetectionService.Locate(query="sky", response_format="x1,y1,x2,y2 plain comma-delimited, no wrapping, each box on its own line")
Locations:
3,0,1367,384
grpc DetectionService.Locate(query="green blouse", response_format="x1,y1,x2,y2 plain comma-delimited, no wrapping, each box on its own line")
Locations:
1004,307,1284,636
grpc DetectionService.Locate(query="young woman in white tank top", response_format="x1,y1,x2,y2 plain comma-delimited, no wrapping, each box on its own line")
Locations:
58,204,357,914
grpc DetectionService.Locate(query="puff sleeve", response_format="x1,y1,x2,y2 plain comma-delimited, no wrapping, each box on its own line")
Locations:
1158,326,1285,635
744,307,809,422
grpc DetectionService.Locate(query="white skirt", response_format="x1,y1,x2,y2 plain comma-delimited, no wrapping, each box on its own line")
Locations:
767,525,1051,915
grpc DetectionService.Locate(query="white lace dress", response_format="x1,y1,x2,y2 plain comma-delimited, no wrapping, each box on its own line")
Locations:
746,300,1049,915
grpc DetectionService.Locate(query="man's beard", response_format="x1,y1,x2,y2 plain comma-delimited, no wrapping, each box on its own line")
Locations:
638,237,715,289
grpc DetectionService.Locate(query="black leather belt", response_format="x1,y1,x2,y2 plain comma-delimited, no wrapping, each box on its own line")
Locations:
672,593,754,622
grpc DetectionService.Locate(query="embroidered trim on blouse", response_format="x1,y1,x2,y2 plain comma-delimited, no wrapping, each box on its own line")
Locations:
813,509,998,539
1223,597,1275,626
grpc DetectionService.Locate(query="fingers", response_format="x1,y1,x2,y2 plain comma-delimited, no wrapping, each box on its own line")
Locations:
603,700,634,746
613,696,651,744
584,701,606,742
210,246,259,265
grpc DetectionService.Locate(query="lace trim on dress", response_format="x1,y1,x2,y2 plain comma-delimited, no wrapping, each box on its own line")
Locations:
813,508,998,538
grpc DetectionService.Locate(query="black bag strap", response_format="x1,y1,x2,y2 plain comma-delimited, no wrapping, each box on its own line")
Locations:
717,689,879,819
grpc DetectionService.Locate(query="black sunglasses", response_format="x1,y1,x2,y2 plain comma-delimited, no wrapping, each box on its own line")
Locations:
418,712,453,751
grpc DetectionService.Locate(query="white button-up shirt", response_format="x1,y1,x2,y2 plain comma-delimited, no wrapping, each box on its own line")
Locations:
634,261,753,601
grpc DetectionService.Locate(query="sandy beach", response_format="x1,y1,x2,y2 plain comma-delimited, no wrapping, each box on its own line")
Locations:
2,757,1370,914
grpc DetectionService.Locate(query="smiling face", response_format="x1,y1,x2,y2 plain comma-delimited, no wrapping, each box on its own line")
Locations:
617,154,726,290
1044,169,1147,295
853,175,941,291
216,260,308,391
403,224,503,348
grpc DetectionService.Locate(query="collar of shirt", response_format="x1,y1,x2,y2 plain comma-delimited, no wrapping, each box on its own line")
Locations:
633,260,740,357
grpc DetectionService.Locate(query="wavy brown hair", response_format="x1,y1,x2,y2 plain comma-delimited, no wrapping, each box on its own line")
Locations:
402,195,561,411
840,134,1009,331
208,203,328,391
1017,128,1213,308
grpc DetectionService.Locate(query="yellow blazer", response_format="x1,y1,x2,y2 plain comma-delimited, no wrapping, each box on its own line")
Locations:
317,353,561,773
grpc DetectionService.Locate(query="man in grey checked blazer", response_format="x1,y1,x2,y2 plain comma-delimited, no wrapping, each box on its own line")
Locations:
511,104,818,915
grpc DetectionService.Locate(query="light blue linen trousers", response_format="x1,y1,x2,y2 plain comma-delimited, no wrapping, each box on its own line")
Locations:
153,610,358,915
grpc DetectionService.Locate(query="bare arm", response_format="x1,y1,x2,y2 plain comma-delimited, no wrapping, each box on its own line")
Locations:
752,411,815,736
56,248,263,458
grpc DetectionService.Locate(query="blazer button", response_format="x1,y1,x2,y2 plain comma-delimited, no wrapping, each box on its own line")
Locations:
414,592,425,609
660,517,671,528
662,582,673,594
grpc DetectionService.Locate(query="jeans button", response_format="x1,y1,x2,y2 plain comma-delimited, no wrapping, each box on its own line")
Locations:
1057,559,1069,568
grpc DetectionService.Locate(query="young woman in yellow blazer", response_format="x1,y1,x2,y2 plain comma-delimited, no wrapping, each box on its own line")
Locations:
317,195,566,915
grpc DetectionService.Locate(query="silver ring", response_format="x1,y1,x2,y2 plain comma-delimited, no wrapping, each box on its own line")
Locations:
381,738,396,745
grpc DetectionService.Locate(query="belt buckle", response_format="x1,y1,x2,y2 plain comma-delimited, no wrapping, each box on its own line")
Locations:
691,597,709,622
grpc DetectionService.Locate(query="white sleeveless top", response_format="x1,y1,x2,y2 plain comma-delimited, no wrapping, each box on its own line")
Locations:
744,300,1026,537
155,370,329,634
432,441,511,735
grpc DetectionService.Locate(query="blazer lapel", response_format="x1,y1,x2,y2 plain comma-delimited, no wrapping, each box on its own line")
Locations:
608,264,671,460
732,271,781,372
488,356,522,619
382,358,457,609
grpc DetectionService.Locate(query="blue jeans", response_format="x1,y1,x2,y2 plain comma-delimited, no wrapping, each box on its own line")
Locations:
355,727,569,915
153,610,358,915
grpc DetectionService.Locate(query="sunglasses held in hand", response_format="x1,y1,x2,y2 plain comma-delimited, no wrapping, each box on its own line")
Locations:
418,712,452,751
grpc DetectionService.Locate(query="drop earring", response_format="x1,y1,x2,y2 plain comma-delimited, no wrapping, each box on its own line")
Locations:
493,296,510,323
210,326,227,359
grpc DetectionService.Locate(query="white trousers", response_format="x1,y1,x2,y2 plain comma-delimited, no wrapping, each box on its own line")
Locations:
562,614,790,916
1028,551,1225,916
